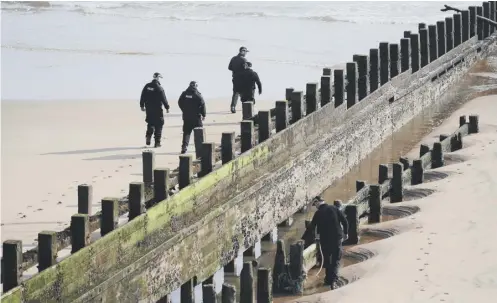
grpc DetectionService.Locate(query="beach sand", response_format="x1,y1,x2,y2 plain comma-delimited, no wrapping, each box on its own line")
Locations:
288,94,497,303
0,98,274,249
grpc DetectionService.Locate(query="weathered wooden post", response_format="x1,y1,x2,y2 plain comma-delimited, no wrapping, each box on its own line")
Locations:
346,62,358,108
38,231,57,271
390,163,403,203
462,10,470,41
483,2,490,38
242,101,254,120
378,164,388,184
200,142,215,177
469,115,479,134
411,159,424,185
258,111,271,143
454,14,462,47
203,285,217,303
356,180,366,192
431,142,444,169
410,33,420,73
181,279,195,303
142,150,155,185
289,241,305,294
129,182,144,220
428,24,438,62
353,55,369,100
334,69,345,107
290,91,304,123
101,197,119,236
469,6,477,37
77,184,93,215
419,28,429,67
477,6,483,40
369,48,379,92
323,68,332,76
389,44,400,78
275,100,288,132
240,262,254,303
445,17,454,52
285,88,294,101
153,168,169,203
404,30,411,38
460,115,467,127
419,23,426,30
344,205,358,244
306,83,318,113
273,240,286,292
368,184,381,223
400,38,410,72
222,283,236,303
179,154,193,189
257,268,272,303
379,42,390,85
420,144,430,157
221,132,235,164
71,214,89,253
2,240,22,292
320,76,331,107
241,120,255,153
194,127,206,159
437,20,446,57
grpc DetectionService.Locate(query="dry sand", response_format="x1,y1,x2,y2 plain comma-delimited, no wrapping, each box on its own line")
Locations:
288,95,497,303
0,98,274,250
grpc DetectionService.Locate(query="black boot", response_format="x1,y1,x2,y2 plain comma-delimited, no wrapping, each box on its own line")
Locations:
154,141,161,148
146,137,151,146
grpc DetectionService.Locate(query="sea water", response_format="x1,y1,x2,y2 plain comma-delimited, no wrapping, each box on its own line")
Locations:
1,1,479,102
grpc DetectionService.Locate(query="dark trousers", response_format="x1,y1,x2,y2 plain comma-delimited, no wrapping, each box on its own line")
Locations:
231,79,240,108
146,118,164,143
240,89,255,103
181,119,203,152
321,239,343,284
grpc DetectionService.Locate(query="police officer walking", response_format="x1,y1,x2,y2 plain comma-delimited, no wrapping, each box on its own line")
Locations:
228,46,249,113
140,72,170,148
302,196,349,290
178,81,206,154
235,62,262,104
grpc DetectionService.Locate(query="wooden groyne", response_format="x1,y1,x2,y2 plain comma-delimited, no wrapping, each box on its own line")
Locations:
1,2,496,302
279,115,480,294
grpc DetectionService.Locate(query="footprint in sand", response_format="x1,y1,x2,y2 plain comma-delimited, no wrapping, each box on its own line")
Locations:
57,201,62,205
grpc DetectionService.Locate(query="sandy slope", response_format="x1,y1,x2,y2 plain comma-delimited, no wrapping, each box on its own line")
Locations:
0,97,274,249
289,95,497,303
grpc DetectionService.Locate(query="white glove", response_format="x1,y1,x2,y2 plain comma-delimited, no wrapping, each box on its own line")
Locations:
343,234,349,242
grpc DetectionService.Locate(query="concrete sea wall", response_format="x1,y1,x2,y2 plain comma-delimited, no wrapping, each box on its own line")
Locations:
2,3,497,302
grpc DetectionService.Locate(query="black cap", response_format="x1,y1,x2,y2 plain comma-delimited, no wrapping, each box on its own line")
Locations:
153,72,163,78
239,46,249,52
312,196,323,204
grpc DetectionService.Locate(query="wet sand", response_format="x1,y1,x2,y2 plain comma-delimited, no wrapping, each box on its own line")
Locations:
0,98,274,249
286,94,497,302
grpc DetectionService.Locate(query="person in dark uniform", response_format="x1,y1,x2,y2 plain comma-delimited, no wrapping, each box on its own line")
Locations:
302,196,349,290
235,62,262,103
178,81,206,154
228,46,249,113
140,72,170,148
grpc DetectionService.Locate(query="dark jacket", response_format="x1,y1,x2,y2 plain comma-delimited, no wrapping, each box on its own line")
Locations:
140,79,170,122
178,87,206,122
228,54,247,76
307,203,348,246
234,68,262,94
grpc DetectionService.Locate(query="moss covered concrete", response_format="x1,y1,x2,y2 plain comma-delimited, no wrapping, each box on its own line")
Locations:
2,33,495,303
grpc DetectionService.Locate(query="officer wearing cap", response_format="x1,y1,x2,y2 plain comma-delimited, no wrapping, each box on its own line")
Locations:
302,195,349,289
178,81,206,154
140,72,170,148
228,46,249,113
